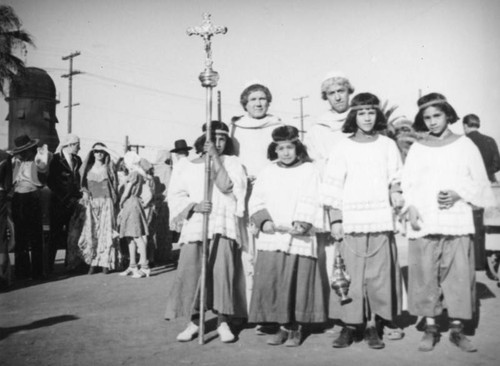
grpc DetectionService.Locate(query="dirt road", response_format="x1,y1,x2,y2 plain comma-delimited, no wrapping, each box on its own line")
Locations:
1,247,500,366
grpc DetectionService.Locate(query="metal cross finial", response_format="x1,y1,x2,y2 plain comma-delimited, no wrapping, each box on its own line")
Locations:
187,13,227,70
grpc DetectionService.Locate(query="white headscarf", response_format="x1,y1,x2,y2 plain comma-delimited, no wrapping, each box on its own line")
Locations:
123,151,141,170
56,134,80,153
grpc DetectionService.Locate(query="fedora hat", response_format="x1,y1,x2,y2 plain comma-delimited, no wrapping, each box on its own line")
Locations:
11,134,39,154
170,139,192,153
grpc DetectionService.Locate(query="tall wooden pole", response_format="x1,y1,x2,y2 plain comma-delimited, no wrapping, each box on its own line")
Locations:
293,95,309,141
187,13,227,345
62,51,81,133
217,90,222,121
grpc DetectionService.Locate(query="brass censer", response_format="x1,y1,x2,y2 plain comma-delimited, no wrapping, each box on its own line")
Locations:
330,248,352,305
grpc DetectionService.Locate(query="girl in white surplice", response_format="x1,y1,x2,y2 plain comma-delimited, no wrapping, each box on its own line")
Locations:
248,125,328,347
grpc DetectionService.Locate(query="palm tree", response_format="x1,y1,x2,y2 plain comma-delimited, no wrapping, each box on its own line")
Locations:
0,5,34,96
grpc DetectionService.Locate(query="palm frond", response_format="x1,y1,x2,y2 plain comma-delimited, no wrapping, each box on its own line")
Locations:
0,5,35,96
2,30,35,46
0,5,21,32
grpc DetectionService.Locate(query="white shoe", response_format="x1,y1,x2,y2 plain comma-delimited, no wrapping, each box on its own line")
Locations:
217,322,235,343
131,268,145,278
176,322,199,342
119,267,136,276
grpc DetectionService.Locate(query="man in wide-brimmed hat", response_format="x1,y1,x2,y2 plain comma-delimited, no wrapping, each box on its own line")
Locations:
47,134,83,274
9,134,51,280
170,139,192,168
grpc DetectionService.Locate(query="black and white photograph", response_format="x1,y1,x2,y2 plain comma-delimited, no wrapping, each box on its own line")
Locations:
1,1,500,365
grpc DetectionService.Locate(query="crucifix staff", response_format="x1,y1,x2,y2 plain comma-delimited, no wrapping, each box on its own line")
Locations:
186,13,227,345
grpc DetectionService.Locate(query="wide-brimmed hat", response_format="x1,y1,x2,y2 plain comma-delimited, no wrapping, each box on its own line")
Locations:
170,139,192,153
11,134,39,154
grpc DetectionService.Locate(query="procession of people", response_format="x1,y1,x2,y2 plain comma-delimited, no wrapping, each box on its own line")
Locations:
0,73,498,355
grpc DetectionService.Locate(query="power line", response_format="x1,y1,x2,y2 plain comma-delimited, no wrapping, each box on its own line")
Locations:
81,72,205,102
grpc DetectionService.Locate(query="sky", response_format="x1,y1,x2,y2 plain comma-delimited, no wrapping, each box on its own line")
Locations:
2,0,500,161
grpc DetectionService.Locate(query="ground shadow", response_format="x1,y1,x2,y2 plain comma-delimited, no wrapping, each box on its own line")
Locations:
5,259,88,293
150,262,178,276
196,317,220,344
0,314,79,341
476,281,496,300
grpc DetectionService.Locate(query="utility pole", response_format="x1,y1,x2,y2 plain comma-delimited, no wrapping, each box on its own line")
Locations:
124,135,130,153
293,95,309,141
62,51,82,134
124,135,145,154
217,90,222,121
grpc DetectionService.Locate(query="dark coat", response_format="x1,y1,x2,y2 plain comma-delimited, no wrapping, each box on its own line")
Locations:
467,130,500,182
47,152,83,209
0,150,12,192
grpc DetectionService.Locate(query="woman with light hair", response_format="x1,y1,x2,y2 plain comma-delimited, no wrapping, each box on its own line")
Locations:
117,151,151,278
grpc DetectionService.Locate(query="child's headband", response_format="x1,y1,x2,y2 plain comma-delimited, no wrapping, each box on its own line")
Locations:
418,98,447,110
274,137,299,143
350,104,380,111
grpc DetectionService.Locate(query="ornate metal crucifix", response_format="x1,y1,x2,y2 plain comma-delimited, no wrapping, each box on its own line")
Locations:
187,13,227,87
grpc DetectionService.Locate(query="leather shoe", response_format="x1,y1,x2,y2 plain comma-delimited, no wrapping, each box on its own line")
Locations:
267,328,289,345
449,323,477,352
332,327,355,348
285,327,301,347
418,324,439,352
364,326,385,349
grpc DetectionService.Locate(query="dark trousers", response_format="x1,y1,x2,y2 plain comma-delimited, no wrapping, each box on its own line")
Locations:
12,191,44,279
47,198,75,273
0,191,11,288
472,209,486,271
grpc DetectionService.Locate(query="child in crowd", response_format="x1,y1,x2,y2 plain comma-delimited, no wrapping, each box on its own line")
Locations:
165,121,247,343
402,93,494,352
248,125,328,347
118,151,151,278
321,93,403,350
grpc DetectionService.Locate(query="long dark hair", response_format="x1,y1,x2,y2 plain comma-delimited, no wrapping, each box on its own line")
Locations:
81,142,118,204
267,125,311,162
343,93,387,133
413,92,459,132
194,120,235,156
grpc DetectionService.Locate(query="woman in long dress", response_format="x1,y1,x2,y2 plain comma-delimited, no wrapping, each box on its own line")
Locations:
67,142,119,274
